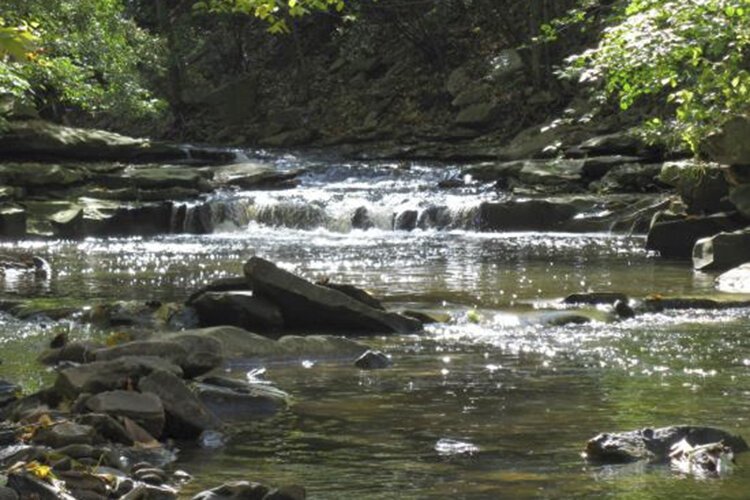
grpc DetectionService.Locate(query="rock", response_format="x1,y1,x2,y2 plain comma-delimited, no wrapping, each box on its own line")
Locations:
351,207,374,230
0,380,19,408
451,84,493,108
669,439,735,477
190,291,285,332
152,333,224,378
659,161,730,214
187,277,250,303
477,199,578,231
259,129,314,148
54,356,183,400
76,413,133,445
517,159,585,187
593,163,664,193
85,390,165,438
614,300,636,319
646,211,746,259
584,426,748,464
94,340,186,364
212,162,299,190
729,184,750,219
32,422,97,448
0,120,184,162
570,131,661,159
446,67,472,96
693,229,750,271
7,470,76,500
99,167,211,192
264,485,306,500
0,487,18,500
641,296,750,312
580,156,645,179
716,263,750,293
563,292,629,305
462,160,525,183
393,210,418,231
454,101,499,128
701,116,750,165
165,326,369,362
354,350,391,369
191,481,270,500
194,380,289,422
138,371,221,439
243,257,422,334
401,310,452,324
317,283,383,310
487,49,524,82
0,164,89,187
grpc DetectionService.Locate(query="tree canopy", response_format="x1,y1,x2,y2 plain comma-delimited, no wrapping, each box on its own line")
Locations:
562,0,750,152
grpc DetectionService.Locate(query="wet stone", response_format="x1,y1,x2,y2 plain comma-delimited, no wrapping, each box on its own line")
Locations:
191,481,270,500
32,422,97,448
354,350,392,370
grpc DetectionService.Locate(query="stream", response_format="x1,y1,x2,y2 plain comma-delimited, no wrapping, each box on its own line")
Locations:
1,153,750,499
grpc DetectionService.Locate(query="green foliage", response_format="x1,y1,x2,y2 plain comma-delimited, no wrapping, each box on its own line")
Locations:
561,0,750,152
196,0,346,33
0,0,167,132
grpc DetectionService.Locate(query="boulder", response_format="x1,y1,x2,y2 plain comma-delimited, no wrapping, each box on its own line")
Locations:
190,291,284,332
716,263,750,294
701,116,750,165
0,120,184,161
39,342,98,366
212,163,300,190
54,356,183,400
476,199,578,231
317,283,384,310
243,257,422,334
194,379,289,422
138,371,221,439
487,49,524,82
584,426,748,464
659,161,730,214
693,230,750,271
646,211,746,259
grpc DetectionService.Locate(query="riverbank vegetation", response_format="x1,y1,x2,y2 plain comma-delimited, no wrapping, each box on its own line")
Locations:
0,0,748,153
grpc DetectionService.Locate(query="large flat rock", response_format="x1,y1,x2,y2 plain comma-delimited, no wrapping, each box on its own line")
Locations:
243,257,422,334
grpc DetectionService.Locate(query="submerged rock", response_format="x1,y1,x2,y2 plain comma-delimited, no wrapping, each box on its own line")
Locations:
354,350,392,370
191,481,270,500
563,292,629,306
243,257,422,334
584,426,748,464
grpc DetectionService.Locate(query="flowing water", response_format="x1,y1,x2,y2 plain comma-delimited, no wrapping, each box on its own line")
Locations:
1,154,749,499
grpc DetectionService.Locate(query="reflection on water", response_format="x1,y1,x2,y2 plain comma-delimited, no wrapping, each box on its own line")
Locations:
0,158,748,498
